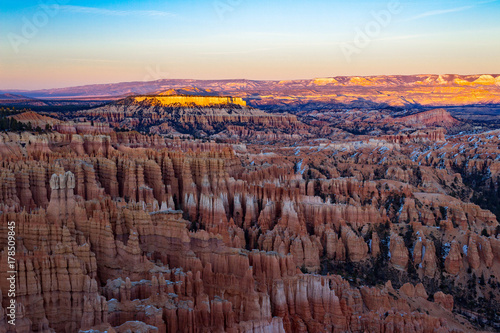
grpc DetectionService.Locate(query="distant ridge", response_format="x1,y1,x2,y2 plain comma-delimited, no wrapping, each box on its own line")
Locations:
0,93,36,101
156,87,221,96
7,74,499,99
3,74,500,107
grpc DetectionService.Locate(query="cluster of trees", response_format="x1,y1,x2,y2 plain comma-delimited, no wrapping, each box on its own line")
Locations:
452,160,500,222
0,107,24,116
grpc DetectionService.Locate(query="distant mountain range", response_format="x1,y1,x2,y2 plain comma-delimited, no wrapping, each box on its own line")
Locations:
3,74,500,107
0,93,35,100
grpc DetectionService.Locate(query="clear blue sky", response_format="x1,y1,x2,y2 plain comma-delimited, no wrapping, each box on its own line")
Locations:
1,0,499,89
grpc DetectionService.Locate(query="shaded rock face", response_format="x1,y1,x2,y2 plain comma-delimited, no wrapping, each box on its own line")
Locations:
46,171,76,224
434,291,454,312
389,232,408,270
383,128,447,144
0,119,500,333
388,109,460,127
444,241,463,275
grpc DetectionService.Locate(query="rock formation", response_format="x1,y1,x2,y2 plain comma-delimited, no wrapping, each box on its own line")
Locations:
1,102,499,332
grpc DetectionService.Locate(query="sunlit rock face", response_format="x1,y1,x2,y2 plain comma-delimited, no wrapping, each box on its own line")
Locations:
133,95,247,107
1,98,500,332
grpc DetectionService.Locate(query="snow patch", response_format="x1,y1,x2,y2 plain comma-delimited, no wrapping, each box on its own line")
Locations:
387,239,391,259
442,242,451,260
296,160,306,175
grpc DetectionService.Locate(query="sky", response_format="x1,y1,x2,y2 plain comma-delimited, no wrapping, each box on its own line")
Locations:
0,0,499,90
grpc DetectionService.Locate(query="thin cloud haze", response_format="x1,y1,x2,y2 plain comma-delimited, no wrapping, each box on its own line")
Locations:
407,5,473,21
58,5,176,17
405,1,500,22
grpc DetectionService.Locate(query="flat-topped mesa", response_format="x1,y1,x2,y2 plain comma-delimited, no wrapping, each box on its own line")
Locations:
131,95,247,107
77,95,308,140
